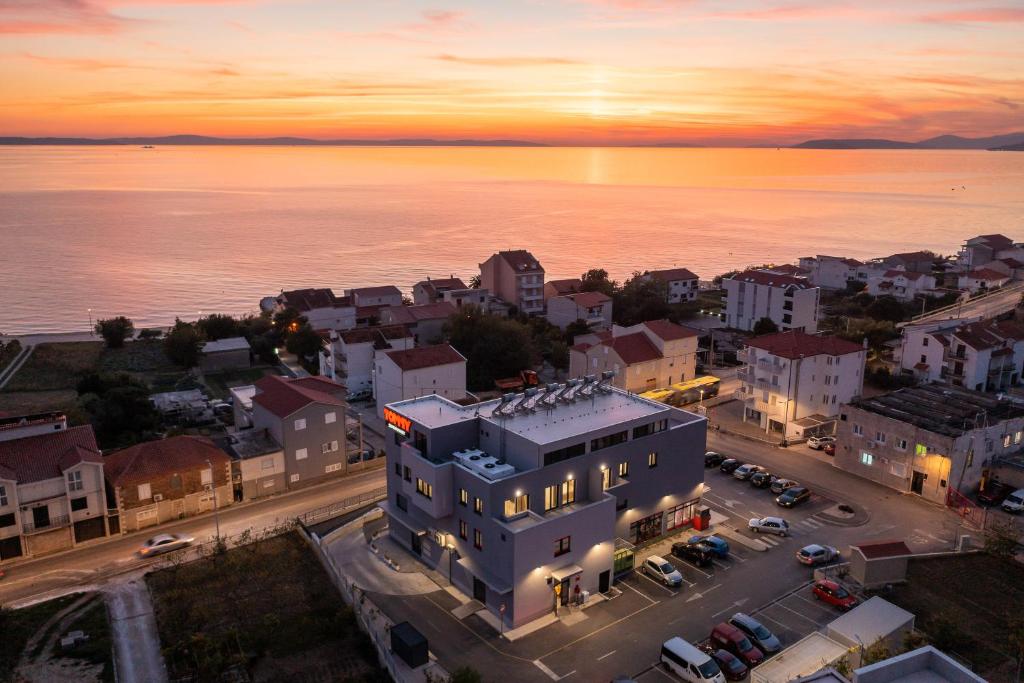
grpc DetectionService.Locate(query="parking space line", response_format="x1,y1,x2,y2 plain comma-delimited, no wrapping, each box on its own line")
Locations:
620,578,658,605
754,610,797,633
711,559,731,570
678,559,714,578
597,650,617,661
772,601,826,626
647,664,677,680
639,570,688,592
791,592,842,617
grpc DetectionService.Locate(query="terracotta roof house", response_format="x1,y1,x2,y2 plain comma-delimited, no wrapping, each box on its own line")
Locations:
546,290,613,332
104,435,233,532
644,268,700,303
413,277,468,304
375,344,467,418
959,267,1011,294
723,269,820,333
544,278,583,300
379,302,457,346
0,417,108,560
882,251,935,273
479,250,545,315
319,325,414,390
275,287,357,332
569,320,699,393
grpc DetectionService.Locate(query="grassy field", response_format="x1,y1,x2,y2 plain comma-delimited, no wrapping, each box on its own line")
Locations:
147,530,385,682
2,342,103,392
203,366,276,399
98,340,192,392
0,389,78,416
882,554,1024,681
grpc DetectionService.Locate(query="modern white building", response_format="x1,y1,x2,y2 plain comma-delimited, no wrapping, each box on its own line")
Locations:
379,302,457,346
569,320,699,393
958,268,1010,294
380,378,706,630
319,325,414,391
798,255,863,290
897,317,1024,391
374,344,468,418
738,331,866,439
723,269,820,333
957,233,1021,271
276,288,356,331
866,270,939,301
479,250,545,315
413,277,468,305
546,291,613,331
643,268,700,303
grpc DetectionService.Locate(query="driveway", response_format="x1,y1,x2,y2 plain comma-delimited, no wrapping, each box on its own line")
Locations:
106,575,168,683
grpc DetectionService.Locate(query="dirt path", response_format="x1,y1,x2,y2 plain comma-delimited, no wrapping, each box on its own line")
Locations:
105,577,168,683
15,593,106,683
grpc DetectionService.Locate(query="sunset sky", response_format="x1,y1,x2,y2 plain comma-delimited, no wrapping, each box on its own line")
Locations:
1,0,1022,144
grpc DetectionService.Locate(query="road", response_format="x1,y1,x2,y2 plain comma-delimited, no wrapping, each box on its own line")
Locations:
367,431,965,683
0,467,386,606
909,281,1024,325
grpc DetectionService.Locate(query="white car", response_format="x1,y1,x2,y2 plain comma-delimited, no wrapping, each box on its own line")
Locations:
807,436,836,450
733,464,764,480
797,544,840,565
139,533,194,557
643,555,683,587
748,517,790,536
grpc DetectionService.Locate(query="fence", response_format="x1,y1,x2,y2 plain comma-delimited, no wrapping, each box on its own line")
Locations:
297,486,387,527
300,516,450,683
945,486,986,529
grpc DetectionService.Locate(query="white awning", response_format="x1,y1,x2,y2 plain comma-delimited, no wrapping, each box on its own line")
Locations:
551,564,583,582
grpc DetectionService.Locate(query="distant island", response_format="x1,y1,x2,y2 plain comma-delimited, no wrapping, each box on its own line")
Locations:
793,131,1024,151
0,134,549,147
991,141,1024,152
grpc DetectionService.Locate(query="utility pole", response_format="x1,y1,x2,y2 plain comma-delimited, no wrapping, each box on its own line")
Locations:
206,458,221,544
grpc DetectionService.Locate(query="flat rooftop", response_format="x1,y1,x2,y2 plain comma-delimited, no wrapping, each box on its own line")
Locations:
390,384,701,446
201,336,250,353
848,384,1024,438
226,428,282,459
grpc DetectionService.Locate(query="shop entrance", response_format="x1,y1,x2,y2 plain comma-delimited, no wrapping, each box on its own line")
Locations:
911,471,927,495
629,512,663,544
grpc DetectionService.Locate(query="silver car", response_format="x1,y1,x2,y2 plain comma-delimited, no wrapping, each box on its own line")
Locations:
729,612,782,653
733,464,764,480
748,516,790,536
139,533,194,557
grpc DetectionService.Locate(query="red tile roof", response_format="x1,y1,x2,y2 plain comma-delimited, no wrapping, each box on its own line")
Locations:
643,319,699,342
252,375,345,418
647,267,698,282
886,251,935,264
606,332,662,364
973,233,1014,248
279,288,347,312
289,376,347,396
339,325,411,345
497,250,543,273
104,435,231,486
546,278,582,295
415,277,467,294
384,344,466,371
381,302,457,325
350,285,403,299
765,264,810,276
998,257,1024,268
746,331,864,360
730,270,811,289
964,268,1009,281
566,291,611,307
853,540,912,559
883,269,927,281
0,425,101,484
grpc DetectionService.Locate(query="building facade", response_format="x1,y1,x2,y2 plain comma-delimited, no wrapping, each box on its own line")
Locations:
0,414,107,561
413,277,468,305
199,336,251,373
479,250,545,315
546,291,613,331
723,270,820,333
380,378,706,629
797,255,863,290
643,268,700,303
379,302,457,346
738,331,866,439
374,344,468,418
866,270,939,301
569,320,699,393
834,385,1024,504
319,325,414,391
897,317,1024,391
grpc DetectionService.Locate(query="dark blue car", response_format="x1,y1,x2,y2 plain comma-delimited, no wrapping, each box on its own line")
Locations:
688,534,729,558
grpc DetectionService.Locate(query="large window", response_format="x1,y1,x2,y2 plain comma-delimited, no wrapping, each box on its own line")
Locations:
561,478,576,505
591,431,628,452
544,485,559,511
543,443,586,466
632,420,668,439
602,468,612,491
618,461,629,478
459,520,467,540
473,529,483,550
554,536,571,557
666,501,697,531
861,452,874,466
67,470,83,492
137,483,152,500
70,496,88,512
415,478,433,499
504,492,529,517
459,488,468,506
474,497,483,515
648,452,658,468
0,512,14,528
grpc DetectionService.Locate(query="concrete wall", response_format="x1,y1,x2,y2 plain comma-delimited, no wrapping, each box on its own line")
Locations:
280,403,348,486
375,359,467,419
238,450,287,497
848,550,909,589
200,348,251,373
724,279,820,333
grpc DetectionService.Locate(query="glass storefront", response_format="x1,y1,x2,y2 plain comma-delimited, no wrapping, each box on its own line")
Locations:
666,500,698,531
629,511,663,544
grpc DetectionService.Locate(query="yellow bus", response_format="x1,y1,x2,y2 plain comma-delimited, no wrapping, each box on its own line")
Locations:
638,388,677,405
669,376,720,406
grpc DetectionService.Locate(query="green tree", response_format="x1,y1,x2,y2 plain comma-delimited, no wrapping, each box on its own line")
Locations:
866,295,906,323
449,666,483,683
580,268,616,297
95,316,134,348
165,319,202,368
77,373,160,448
285,324,323,360
445,305,535,390
752,317,779,336
196,314,240,341
565,319,591,343
613,272,670,326
549,340,569,371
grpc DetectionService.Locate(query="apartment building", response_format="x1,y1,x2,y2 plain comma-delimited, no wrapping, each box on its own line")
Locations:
957,233,1020,271
569,320,699,392
104,435,232,532
643,268,699,303
380,302,457,345
251,375,349,488
276,288,356,331
897,317,1024,391
544,278,582,301
880,251,935,274
958,268,1010,294
834,385,1024,504
479,250,545,315
738,331,866,439
319,325,414,391
866,270,939,301
723,269,820,333
546,291,613,331
797,255,863,290
0,413,107,561
381,377,706,629
374,344,467,419
413,277,468,305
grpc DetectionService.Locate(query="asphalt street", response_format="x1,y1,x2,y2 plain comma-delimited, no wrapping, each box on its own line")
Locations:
0,466,386,606
369,433,965,683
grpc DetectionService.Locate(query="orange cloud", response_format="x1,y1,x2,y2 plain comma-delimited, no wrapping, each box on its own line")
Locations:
920,7,1024,23
433,54,582,67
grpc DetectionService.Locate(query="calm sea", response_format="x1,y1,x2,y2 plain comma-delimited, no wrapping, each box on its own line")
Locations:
1,146,1022,334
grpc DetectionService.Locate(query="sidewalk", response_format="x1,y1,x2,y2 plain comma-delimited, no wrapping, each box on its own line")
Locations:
707,400,784,445
106,574,168,683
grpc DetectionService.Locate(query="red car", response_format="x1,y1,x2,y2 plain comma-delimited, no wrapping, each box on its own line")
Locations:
710,622,764,667
823,443,835,456
812,579,858,611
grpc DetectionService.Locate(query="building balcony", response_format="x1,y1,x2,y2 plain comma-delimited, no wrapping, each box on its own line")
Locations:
23,513,70,535
757,358,785,372
736,368,753,382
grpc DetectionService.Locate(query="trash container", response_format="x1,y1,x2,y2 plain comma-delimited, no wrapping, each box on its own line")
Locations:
693,506,711,531
390,621,428,668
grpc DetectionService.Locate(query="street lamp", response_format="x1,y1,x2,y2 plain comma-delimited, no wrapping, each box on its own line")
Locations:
88,309,93,335
206,458,221,544
446,541,456,584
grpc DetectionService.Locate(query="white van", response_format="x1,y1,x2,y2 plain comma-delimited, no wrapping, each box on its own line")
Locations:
1002,488,1024,514
660,637,726,683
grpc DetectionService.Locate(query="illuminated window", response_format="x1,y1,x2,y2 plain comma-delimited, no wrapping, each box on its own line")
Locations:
504,493,529,517
415,478,433,499
561,479,576,505
1003,434,1012,448
544,485,559,511
618,462,629,478
648,452,658,468
602,468,612,491
861,452,874,466
474,529,483,550
459,520,467,540
474,497,483,515
459,488,468,506
915,444,928,456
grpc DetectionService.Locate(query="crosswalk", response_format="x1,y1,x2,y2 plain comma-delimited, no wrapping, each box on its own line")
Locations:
754,515,829,547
